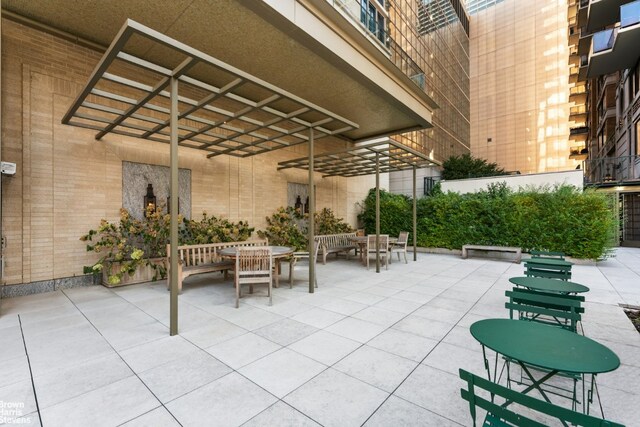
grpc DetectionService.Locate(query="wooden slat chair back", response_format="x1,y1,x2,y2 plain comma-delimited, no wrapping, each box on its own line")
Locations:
366,234,389,270
505,288,584,333
167,239,268,292
459,369,625,427
390,231,409,264
235,247,273,308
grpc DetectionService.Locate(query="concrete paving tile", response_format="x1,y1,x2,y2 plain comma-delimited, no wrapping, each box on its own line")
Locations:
352,306,406,327
373,297,422,314
119,335,200,373
205,332,281,369
334,345,417,392
0,379,37,419
291,307,345,329
242,401,321,427
285,368,388,427
321,298,368,316
394,364,472,425
180,317,247,348
393,315,453,341
167,372,277,427
33,353,132,409
254,318,318,346
139,350,232,403
325,317,386,343
364,395,461,426
239,348,326,398
422,342,485,377
121,407,181,426
288,330,361,365
40,376,159,427
367,328,439,362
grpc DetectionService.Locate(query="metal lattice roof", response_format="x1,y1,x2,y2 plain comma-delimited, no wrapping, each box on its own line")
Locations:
62,19,358,158
277,139,440,177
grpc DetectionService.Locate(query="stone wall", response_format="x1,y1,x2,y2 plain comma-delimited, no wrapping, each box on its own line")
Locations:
0,18,380,289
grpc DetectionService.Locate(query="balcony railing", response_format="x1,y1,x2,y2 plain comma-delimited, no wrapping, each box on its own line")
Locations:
569,85,587,96
570,126,589,135
570,105,587,115
592,27,617,53
621,0,640,28
584,155,640,185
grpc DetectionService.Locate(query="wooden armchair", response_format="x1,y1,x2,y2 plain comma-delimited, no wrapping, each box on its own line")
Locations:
289,239,321,288
235,247,272,308
366,234,389,270
389,231,409,264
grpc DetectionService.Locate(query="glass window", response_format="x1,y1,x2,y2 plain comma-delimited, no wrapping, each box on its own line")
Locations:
636,120,640,156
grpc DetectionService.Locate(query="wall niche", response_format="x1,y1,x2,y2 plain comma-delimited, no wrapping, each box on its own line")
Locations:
122,161,191,220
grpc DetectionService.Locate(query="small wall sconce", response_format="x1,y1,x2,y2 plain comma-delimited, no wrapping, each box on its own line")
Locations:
294,195,302,212
304,196,309,214
144,184,156,218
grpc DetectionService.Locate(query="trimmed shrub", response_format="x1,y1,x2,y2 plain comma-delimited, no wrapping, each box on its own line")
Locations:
359,185,616,260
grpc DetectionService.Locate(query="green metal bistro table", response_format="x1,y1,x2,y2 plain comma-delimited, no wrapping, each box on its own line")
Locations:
470,319,619,418
509,276,590,294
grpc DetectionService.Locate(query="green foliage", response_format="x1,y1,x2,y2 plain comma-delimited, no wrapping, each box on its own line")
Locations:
442,153,508,180
359,185,616,260
180,212,254,245
258,207,354,250
257,207,308,251
358,189,412,237
81,208,254,284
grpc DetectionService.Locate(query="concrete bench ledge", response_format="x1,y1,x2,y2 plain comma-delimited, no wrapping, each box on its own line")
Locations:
462,244,522,263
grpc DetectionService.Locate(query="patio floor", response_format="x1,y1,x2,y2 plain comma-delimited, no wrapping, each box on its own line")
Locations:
1,248,639,426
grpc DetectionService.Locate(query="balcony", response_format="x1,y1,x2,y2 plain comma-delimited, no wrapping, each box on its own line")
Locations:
569,126,589,142
569,104,588,121
584,155,640,185
577,27,593,56
569,84,588,103
569,145,589,160
586,0,628,32
587,0,640,78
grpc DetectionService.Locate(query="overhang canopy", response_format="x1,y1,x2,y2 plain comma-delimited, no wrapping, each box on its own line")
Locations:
277,139,440,178
62,19,358,157
3,0,435,141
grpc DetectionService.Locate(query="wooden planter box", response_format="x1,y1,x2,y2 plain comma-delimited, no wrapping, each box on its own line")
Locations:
101,258,166,288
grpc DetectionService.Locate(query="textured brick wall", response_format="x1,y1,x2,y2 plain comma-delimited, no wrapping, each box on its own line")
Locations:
0,18,377,286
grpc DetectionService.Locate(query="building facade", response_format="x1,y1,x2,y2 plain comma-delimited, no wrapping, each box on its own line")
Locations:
0,0,442,294
469,0,576,174
569,0,640,246
388,0,471,196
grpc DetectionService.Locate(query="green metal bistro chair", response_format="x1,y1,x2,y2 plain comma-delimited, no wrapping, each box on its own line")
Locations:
505,288,585,333
459,369,625,427
530,250,565,260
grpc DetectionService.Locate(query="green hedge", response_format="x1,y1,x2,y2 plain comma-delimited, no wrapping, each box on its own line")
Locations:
359,184,616,259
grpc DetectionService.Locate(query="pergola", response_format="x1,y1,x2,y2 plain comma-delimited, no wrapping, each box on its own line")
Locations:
62,19,360,335
62,19,435,335
279,139,440,272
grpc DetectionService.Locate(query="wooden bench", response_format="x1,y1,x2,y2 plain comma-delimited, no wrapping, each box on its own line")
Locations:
316,233,357,265
167,239,268,292
461,245,522,263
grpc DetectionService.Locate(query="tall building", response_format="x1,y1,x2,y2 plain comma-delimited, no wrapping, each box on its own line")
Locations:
388,0,471,196
469,0,577,173
570,0,640,246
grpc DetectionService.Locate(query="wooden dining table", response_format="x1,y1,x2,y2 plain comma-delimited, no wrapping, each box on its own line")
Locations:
348,235,397,265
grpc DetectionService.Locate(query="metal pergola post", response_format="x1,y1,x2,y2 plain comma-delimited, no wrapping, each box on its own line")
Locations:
169,77,179,336
375,152,380,273
413,166,417,261
308,128,315,293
